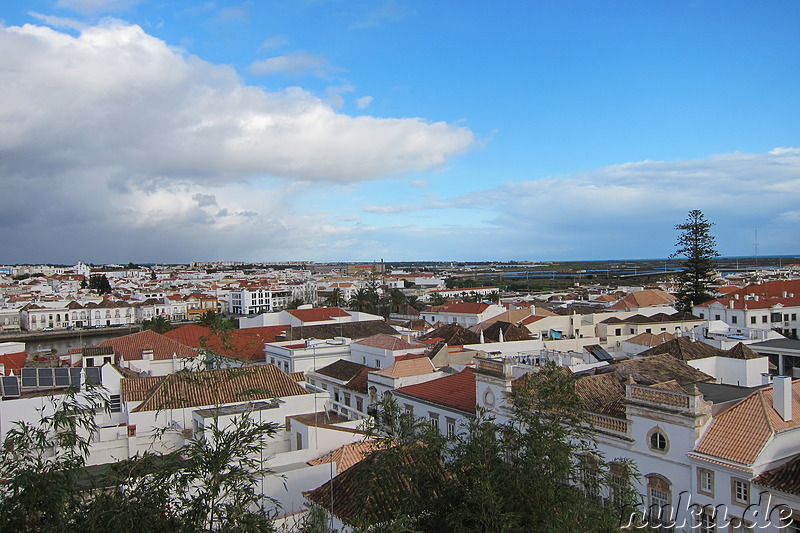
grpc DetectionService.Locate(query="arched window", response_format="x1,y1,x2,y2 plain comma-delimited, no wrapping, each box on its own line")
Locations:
115,310,120,317
31,315,37,324
95,311,101,319
646,474,672,529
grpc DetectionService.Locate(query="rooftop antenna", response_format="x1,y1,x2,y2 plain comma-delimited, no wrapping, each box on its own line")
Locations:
754,229,759,267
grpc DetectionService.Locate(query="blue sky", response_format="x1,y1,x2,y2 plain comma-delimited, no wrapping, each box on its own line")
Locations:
1,0,799,264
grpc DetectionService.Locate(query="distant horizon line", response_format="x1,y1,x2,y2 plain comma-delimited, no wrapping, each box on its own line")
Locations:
3,255,800,267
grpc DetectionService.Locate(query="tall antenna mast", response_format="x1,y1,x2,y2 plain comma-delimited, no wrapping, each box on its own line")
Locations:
753,229,759,267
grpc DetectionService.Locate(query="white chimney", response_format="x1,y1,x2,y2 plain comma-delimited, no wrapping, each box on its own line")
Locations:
773,376,793,422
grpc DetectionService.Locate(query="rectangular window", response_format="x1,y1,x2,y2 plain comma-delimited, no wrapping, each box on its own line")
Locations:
699,312,705,319
356,397,363,412
762,315,768,323
334,389,340,403
698,511,716,533
615,328,622,336
785,314,790,322
446,417,456,437
109,394,121,413
429,412,439,429
729,517,754,533
404,404,414,415
343,393,351,407
698,468,714,496
731,316,738,324
750,316,756,324
793,313,797,321
732,479,749,505
715,315,721,321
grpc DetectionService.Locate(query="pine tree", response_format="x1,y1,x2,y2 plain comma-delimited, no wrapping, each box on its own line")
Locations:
672,210,719,310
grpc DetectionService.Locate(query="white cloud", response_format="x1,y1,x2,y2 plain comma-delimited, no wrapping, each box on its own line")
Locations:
0,20,474,262
28,12,87,31
356,95,373,109
249,51,335,77
258,35,288,50
356,149,800,260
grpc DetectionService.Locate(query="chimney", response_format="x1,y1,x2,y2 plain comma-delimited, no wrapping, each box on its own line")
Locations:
773,376,792,422
729,300,735,309
782,291,788,298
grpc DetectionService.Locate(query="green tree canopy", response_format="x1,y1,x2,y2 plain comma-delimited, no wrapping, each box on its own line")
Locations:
672,210,719,310
344,364,639,532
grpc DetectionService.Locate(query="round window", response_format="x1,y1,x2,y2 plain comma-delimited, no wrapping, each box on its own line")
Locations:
649,430,668,451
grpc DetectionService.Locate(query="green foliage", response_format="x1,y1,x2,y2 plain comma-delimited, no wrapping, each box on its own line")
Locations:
324,287,346,308
348,288,371,312
355,364,638,532
0,386,109,532
142,315,174,333
672,210,719,310
88,274,112,295
286,298,305,310
0,378,281,532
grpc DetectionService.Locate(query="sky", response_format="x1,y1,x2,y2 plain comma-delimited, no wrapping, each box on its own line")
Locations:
1,0,799,264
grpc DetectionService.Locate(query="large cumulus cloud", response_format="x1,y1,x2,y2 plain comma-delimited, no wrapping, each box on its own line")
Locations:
0,20,474,263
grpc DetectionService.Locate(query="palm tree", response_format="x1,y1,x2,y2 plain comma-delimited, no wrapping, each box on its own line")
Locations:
349,288,371,312
389,289,407,314
198,310,220,328
429,292,446,306
406,295,424,311
325,288,345,308
142,315,172,333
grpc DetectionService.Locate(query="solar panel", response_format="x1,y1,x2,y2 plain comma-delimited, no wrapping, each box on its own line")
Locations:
1,376,20,397
85,367,101,386
70,368,82,386
21,368,37,388
38,368,54,387
55,368,70,387
590,347,614,362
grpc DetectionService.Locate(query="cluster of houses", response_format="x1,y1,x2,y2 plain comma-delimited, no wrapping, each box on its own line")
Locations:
1,264,800,530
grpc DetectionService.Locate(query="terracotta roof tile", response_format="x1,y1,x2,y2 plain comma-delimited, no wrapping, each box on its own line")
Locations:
376,358,436,378
315,360,374,382
124,364,309,412
308,440,377,474
354,334,423,351
638,336,725,361
695,380,800,465
394,367,476,414
0,351,27,375
286,307,350,323
97,330,197,361
753,453,800,496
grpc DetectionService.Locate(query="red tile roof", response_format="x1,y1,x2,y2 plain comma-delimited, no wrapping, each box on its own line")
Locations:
0,351,27,375
97,330,197,361
355,334,423,351
695,379,800,465
394,367,476,414
427,302,490,315
123,364,308,412
164,324,284,362
286,307,350,323
307,440,377,474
